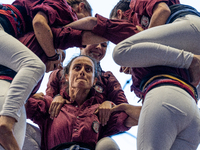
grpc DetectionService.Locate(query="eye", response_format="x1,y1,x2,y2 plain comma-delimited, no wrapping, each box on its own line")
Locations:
101,42,107,48
74,65,81,71
85,66,93,73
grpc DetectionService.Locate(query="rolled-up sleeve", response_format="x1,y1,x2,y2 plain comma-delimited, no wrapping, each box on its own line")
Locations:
26,96,52,125
99,111,130,138
92,14,139,44
52,27,83,49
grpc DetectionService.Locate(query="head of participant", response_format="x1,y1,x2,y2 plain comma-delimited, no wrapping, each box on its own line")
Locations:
109,0,131,20
67,0,92,19
80,42,108,63
64,55,99,105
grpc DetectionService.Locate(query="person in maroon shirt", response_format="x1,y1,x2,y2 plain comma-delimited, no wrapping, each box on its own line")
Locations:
45,42,138,127
63,1,200,149
0,0,107,149
25,55,133,150
64,0,200,87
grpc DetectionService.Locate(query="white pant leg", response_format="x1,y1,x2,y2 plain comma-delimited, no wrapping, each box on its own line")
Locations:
22,123,41,150
0,26,46,121
113,15,200,69
0,80,26,149
95,137,120,150
137,85,200,150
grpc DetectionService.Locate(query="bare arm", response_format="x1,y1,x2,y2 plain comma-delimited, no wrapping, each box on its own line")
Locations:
32,11,56,57
148,2,171,28
82,31,107,45
111,103,142,127
65,16,97,30
65,17,107,45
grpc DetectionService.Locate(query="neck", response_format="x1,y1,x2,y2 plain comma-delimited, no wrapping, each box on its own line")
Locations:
69,87,90,106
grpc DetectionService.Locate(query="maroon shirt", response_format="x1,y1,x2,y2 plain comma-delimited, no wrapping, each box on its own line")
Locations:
26,90,129,150
129,0,180,28
46,68,128,105
91,1,190,100
0,0,84,94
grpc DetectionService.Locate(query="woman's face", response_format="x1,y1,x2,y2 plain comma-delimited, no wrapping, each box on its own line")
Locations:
66,56,96,90
80,42,107,62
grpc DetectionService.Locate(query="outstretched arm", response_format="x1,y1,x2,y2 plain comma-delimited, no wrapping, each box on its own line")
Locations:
65,16,97,30
111,103,142,127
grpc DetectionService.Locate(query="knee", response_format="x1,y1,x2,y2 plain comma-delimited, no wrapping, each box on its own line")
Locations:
112,43,124,65
95,137,119,150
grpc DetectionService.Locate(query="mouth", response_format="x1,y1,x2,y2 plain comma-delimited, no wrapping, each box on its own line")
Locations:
90,51,102,59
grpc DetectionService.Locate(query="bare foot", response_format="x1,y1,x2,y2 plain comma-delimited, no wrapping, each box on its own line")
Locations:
0,116,20,150
188,54,200,87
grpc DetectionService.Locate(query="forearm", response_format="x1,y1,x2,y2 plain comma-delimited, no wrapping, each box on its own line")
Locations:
65,16,97,30
82,31,107,45
148,2,171,28
124,117,138,127
33,11,56,57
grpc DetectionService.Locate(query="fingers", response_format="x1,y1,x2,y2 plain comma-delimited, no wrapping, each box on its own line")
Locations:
100,110,110,126
136,25,144,32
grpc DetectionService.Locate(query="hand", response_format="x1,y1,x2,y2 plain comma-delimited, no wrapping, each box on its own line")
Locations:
136,25,144,32
111,103,141,121
45,49,64,73
94,101,114,126
120,66,131,74
111,103,141,127
32,92,44,100
49,95,70,119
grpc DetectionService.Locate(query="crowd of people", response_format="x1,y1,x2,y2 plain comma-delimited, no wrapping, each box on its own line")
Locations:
0,0,200,150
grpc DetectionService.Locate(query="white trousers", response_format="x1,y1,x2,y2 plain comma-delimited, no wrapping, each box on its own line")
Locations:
113,15,200,69
137,85,200,150
0,25,45,121
0,80,26,149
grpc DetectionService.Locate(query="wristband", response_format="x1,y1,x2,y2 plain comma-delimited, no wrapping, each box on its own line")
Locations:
47,52,60,61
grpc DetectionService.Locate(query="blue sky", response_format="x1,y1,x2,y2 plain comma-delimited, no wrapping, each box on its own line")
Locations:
1,0,200,149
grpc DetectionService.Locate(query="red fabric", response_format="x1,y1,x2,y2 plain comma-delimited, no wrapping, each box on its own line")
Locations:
130,66,190,98
143,79,197,101
129,0,180,28
92,14,139,44
26,92,129,150
12,0,78,27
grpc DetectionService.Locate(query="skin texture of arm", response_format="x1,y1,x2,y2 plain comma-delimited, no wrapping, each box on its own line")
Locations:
32,11,56,57
111,103,142,127
148,2,171,28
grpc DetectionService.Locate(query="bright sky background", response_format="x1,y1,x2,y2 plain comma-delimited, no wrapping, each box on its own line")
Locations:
1,0,200,149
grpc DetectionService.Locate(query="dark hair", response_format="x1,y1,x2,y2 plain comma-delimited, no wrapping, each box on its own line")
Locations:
67,0,92,16
109,0,131,19
63,55,99,78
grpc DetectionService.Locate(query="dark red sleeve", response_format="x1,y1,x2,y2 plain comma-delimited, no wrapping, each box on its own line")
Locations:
130,0,180,17
46,69,63,97
102,71,128,105
99,111,130,138
13,0,78,26
26,95,52,125
52,27,83,49
92,14,139,44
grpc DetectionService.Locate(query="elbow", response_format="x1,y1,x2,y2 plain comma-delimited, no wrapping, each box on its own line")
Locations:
157,2,171,18
112,42,127,66
32,12,48,30
32,18,46,29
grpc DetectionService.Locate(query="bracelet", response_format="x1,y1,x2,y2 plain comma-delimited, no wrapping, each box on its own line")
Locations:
47,52,60,61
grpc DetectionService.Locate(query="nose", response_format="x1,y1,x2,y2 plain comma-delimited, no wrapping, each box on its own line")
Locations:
96,44,102,49
80,67,85,76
